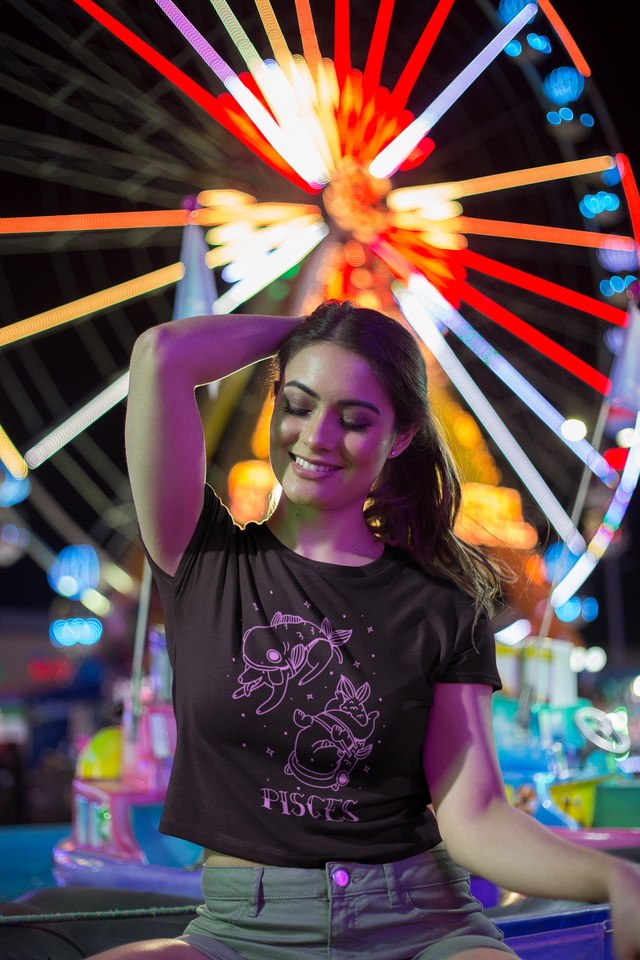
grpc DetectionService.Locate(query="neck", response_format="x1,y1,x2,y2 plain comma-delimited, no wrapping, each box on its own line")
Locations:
266,498,383,566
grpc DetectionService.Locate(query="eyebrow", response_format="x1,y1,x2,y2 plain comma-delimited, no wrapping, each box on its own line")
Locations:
284,380,381,416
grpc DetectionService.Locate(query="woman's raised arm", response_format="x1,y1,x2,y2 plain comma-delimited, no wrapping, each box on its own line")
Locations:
125,313,300,575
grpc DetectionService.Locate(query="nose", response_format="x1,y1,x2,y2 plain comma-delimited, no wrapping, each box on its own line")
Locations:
300,409,336,451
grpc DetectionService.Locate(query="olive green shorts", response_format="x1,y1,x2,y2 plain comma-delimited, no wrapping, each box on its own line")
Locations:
177,843,517,960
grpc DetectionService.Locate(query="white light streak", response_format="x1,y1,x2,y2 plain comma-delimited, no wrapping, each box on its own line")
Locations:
552,411,640,606
80,588,113,617
495,619,532,644
394,281,585,554
154,0,328,188
213,221,329,314
25,372,130,468
405,274,614,485
369,4,537,178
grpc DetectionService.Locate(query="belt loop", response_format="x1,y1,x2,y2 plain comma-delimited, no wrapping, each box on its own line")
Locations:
248,867,264,918
383,862,401,909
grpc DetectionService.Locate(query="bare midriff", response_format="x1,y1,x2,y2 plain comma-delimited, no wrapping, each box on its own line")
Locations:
204,849,271,866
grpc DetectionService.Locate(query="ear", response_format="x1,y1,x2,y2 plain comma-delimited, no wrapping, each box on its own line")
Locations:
387,421,420,461
272,379,281,398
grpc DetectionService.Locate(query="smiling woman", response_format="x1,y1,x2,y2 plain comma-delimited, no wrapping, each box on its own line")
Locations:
112,300,640,960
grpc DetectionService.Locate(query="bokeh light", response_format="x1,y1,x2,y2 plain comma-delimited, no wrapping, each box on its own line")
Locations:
604,327,625,354
584,646,607,672
560,418,587,441
581,597,598,621
47,544,100,600
555,596,581,622
526,33,551,53
580,114,594,127
559,107,573,121
543,542,580,582
504,40,522,57
497,0,537,24
579,192,619,218
597,234,639,272
0,469,31,507
542,67,584,105
616,428,636,448
49,618,103,647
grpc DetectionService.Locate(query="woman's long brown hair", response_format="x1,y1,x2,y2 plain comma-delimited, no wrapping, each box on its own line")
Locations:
274,300,504,618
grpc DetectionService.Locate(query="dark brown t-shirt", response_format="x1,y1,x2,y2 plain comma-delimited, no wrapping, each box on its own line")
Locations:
145,484,501,868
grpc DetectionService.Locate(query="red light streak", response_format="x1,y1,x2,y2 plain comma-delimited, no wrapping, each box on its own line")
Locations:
617,154,640,250
537,0,590,77
334,0,351,88
458,249,628,327
387,0,455,116
363,0,395,103
69,0,314,193
460,283,612,395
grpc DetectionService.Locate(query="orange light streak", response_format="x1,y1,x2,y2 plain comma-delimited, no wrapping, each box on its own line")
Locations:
0,264,184,349
194,203,321,225
458,248,629,327
460,283,611,395
254,0,294,80
537,0,590,77
198,190,256,206
616,154,640,249
0,211,189,235
295,0,322,80
387,155,615,208
363,0,395,103
334,0,351,87
0,424,28,480
400,214,635,252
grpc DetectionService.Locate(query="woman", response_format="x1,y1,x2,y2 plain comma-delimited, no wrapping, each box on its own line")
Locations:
93,301,640,960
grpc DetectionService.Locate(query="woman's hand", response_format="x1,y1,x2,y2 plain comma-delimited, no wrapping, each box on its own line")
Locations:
606,858,640,960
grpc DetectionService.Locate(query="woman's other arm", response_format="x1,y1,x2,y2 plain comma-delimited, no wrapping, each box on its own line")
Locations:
424,683,640,960
125,313,300,575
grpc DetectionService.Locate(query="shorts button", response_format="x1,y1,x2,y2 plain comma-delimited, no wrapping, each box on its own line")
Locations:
332,869,349,887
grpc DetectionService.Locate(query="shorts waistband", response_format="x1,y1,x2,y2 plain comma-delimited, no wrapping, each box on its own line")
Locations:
200,843,467,908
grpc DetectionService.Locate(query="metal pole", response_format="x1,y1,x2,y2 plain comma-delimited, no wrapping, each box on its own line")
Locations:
129,557,153,741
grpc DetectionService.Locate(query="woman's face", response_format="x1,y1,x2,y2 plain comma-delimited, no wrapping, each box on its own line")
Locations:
270,342,411,515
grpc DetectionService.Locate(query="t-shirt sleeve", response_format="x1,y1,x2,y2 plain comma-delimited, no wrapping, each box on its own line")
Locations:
435,605,502,691
139,484,235,662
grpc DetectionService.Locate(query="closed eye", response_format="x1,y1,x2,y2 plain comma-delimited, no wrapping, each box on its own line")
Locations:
283,401,372,433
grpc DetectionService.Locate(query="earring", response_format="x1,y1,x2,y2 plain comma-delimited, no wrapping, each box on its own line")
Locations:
391,450,396,456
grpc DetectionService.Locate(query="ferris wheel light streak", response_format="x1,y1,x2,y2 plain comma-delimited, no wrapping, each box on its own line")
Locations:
0,264,184,349
25,373,130,469
209,0,331,176
537,0,590,76
0,424,28,480
0,211,190,235
334,0,350,86
368,3,537,178
418,283,616,484
255,0,294,80
153,0,329,188
205,215,322,268
616,154,640,248
194,204,321,224
458,249,628,327
362,0,394,102
385,0,456,118
395,280,585,554
460,283,611,394
387,156,615,209
69,0,311,190
213,221,329,314
390,214,636,256
552,413,640,607
295,0,322,79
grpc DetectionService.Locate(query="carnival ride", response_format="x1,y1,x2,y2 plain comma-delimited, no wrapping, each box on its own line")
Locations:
0,0,639,921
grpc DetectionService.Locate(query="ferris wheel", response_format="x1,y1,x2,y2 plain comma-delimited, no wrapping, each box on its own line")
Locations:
0,0,638,637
